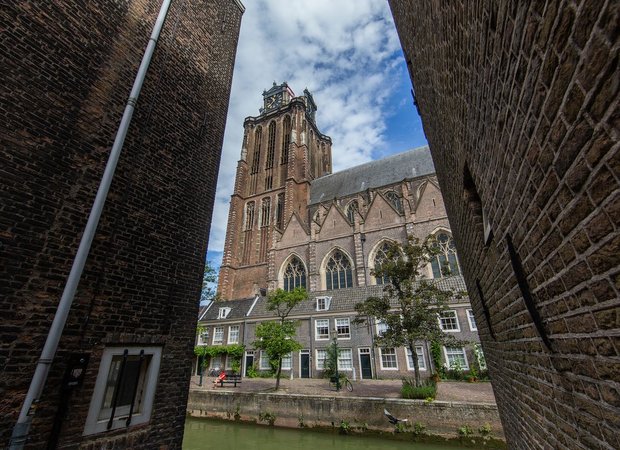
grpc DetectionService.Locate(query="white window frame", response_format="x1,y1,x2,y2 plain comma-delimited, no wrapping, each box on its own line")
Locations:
259,350,271,370
281,352,292,370
315,318,330,340
335,318,351,339
213,326,224,345
316,296,332,311
379,347,398,370
466,309,477,331
376,319,388,337
443,346,469,369
197,328,209,345
474,344,487,370
227,325,240,344
337,348,353,371
315,349,327,370
218,307,231,319
83,346,162,435
405,346,427,371
439,310,460,332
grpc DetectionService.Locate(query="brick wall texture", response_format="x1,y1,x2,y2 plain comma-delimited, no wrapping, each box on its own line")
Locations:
0,1,242,448
389,1,618,449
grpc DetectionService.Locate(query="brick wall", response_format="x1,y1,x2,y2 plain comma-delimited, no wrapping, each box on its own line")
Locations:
389,1,618,448
0,1,243,448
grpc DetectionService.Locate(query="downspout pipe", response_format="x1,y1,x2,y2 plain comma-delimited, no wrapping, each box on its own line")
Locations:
10,2,172,448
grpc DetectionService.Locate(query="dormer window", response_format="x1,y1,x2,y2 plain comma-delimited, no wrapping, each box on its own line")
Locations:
316,296,332,311
218,307,231,319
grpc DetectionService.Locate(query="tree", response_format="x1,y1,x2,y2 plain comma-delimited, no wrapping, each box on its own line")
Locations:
253,287,306,390
200,260,218,304
354,237,465,387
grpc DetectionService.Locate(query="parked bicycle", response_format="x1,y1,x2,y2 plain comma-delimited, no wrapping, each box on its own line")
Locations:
329,375,353,392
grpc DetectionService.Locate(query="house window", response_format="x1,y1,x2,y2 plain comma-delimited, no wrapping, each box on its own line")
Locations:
373,241,391,285
444,347,469,369
346,200,359,224
218,307,232,319
380,347,398,370
259,351,271,370
211,355,223,371
467,309,477,331
83,346,162,435
474,344,487,370
244,202,255,231
281,352,292,370
338,349,353,370
197,328,209,345
315,349,327,370
335,318,350,339
228,325,240,344
325,250,353,290
439,310,460,332
430,232,461,277
316,296,331,311
376,319,388,337
213,326,224,345
315,319,330,340
385,190,403,213
261,198,271,227
406,346,426,370
283,257,306,291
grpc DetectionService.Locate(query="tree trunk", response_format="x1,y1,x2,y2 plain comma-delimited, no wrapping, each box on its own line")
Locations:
409,342,421,387
275,357,283,390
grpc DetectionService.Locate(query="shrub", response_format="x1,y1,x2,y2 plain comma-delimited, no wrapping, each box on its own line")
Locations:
458,425,474,436
401,378,437,399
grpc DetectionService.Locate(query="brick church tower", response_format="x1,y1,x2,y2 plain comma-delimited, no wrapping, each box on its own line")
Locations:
219,83,332,299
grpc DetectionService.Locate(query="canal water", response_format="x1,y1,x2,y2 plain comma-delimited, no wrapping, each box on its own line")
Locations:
184,417,468,450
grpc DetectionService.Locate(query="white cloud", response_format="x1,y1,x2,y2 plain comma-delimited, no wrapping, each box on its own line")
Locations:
208,0,408,254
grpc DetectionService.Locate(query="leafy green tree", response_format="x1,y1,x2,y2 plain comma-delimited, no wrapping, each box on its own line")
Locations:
254,287,306,390
354,238,465,387
200,260,218,304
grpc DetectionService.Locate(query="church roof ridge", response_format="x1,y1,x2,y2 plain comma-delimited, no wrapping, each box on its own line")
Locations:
309,145,434,205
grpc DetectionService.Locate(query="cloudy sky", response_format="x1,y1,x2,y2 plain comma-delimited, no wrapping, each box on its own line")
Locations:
207,0,427,264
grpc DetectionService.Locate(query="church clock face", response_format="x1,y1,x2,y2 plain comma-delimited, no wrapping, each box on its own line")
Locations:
265,93,283,111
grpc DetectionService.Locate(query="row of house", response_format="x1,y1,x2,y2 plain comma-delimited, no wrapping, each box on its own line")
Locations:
195,276,486,380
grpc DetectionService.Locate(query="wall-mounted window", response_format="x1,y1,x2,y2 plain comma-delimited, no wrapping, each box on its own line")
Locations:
265,121,276,169
281,352,292,370
338,348,353,370
385,191,403,213
244,202,255,231
218,307,232,319
346,200,359,224
228,325,240,344
315,349,327,370
376,319,388,337
276,193,284,229
406,346,426,371
281,115,291,164
316,296,332,311
259,350,270,370
251,127,262,174
444,347,468,369
430,232,461,277
261,198,271,227
83,346,162,435
466,309,477,331
315,319,329,340
380,347,398,370
325,250,353,290
335,318,350,339
283,257,306,291
197,328,209,345
373,241,392,285
439,310,460,332
473,344,487,370
213,326,224,345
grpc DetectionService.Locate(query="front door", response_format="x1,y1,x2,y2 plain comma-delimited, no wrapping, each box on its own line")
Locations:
300,350,310,378
359,348,372,379
245,352,254,377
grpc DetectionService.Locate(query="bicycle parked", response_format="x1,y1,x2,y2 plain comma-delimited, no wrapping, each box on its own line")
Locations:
329,375,353,392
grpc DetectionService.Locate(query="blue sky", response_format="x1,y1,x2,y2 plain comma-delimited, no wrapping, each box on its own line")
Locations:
207,0,427,269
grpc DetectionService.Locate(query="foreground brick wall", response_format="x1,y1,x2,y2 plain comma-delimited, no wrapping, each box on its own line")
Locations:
389,1,618,448
0,1,243,448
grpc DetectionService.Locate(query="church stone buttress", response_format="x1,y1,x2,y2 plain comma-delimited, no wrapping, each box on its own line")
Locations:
219,82,332,300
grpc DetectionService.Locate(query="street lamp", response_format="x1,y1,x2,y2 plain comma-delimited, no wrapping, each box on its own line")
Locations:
331,327,340,391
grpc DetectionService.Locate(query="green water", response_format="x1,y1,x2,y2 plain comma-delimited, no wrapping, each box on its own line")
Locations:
183,417,467,450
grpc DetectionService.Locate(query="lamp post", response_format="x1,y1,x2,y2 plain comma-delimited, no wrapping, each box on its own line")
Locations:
331,328,340,391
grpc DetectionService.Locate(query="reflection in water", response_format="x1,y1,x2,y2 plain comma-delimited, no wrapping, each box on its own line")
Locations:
184,417,466,450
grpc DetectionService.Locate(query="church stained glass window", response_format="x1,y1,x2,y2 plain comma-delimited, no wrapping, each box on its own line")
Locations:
430,232,461,277
373,241,392,285
325,250,353,290
283,257,306,291
346,200,359,224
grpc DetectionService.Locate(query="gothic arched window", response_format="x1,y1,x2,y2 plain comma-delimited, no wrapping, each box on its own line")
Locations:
266,121,276,169
260,197,271,227
373,241,392,285
251,127,262,174
346,200,359,224
281,116,291,164
244,202,255,230
283,257,306,291
325,250,353,290
385,190,403,213
430,232,461,277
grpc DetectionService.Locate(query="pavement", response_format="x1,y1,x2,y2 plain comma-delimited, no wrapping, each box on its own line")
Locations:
189,376,497,404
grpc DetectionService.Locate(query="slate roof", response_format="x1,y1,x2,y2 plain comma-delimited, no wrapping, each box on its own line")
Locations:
247,275,468,320
199,296,257,321
309,146,435,205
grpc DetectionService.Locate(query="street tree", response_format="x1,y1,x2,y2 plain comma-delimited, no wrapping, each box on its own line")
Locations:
354,238,465,387
254,287,306,390
200,260,218,304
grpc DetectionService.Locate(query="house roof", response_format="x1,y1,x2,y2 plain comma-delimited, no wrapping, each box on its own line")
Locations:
200,296,257,321
309,146,435,205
